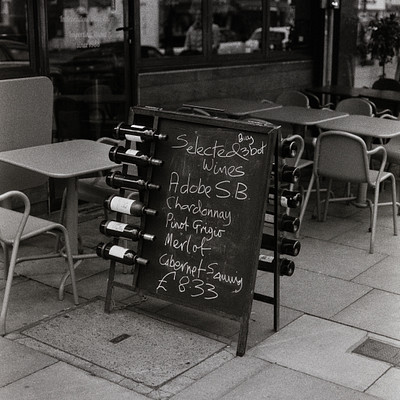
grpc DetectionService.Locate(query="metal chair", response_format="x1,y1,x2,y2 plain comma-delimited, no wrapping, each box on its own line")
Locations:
335,98,374,116
371,114,400,196
245,118,313,235
301,130,397,253
370,78,400,116
273,90,310,108
0,190,79,335
302,91,333,110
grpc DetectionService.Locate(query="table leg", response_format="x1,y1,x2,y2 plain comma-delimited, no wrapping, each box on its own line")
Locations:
65,177,79,254
59,176,101,298
353,183,369,207
353,137,372,208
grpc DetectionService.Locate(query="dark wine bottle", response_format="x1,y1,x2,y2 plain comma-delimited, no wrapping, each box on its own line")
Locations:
268,188,302,209
272,164,300,184
109,146,163,167
99,220,155,242
96,242,148,266
106,171,160,191
104,195,157,216
113,122,167,142
261,233,301,257
258,254,295,276
264,212,300,233
280,140,298,158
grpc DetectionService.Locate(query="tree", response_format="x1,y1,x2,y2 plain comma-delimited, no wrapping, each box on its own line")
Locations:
368,13,400,78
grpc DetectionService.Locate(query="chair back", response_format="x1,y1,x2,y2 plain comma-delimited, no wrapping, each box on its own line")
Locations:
302,91,322,109
0,76,53,192
275,90,310,108
335,98,373,116
372,78,400,91
302,91,333,109
314,131,371,183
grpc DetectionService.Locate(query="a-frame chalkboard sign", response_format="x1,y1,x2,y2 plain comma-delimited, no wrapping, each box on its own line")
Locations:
102,106,279,356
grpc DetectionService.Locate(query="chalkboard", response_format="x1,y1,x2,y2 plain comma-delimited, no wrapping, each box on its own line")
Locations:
130,107,278,326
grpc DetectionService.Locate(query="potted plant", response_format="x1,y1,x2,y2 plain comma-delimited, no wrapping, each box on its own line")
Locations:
367,13,400,78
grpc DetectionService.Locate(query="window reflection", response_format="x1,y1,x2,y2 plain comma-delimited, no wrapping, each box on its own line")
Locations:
140,0,202,56
182,8,205,55
269,0,310,52
0,0,29,70
47,0,128,141
213,0,262,55
139,0,311,59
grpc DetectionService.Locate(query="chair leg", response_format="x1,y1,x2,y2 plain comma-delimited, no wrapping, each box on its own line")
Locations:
0,244,18,336
370,184,380,254
323,179,332,222
1,243,10,280
296,173,315,237
315,176,321,221
390,175,398,235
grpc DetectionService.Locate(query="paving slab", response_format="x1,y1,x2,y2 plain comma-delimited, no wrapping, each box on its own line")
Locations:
333,289,400,341
218,364,381,400
156,302,240,339
332,223,400,256
366,367,400,400
299,213,364,241
23,300,226,388
292,237,385,280
244,301,302,349
64,269,138,301
0,361,149,400
17,256,108,288
0,336,56,387
170,355,270,400
353,255,400,294
249,315,390,391
0,280,77,334
255,268,372,318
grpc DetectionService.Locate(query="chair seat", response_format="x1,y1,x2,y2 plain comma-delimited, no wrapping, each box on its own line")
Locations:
384,136,400,164
369,169,394,186
286,157,313,169
0,208,59,244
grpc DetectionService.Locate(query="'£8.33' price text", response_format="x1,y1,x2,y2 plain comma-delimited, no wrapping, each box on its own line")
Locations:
156,271,218,300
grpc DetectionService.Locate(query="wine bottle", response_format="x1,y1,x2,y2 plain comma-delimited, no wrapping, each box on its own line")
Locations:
109,146,163,167
258,254,295,276
272,164,300,184
280,140,297,158
99,220,155,242
104,195,157,216
96,242,148,266
113,122,167,142
261,233,301,256
106,171,160,191
264,212,300,233
268,188,302,209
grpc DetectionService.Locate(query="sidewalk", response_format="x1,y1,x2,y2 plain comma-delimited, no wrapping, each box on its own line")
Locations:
1,174,400,399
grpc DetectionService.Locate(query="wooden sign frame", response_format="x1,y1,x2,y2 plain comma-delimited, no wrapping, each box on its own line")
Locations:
104,106,279,356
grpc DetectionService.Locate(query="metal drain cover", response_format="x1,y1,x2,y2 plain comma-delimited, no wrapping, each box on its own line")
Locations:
353,338,400,366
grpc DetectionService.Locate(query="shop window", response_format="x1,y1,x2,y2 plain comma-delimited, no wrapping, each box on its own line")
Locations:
139,0,312,68
0,0,31,77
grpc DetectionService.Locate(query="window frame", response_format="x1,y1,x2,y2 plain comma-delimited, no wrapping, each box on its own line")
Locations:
0,0,47,80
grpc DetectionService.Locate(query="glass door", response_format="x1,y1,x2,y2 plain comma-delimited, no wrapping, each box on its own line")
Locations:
47,0,131,141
